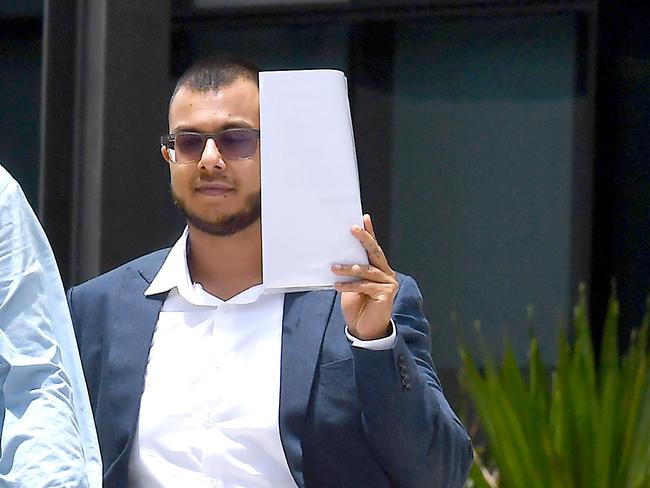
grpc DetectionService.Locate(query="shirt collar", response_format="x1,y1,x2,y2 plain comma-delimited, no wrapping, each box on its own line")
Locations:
145,227,265,306
145,227,192,297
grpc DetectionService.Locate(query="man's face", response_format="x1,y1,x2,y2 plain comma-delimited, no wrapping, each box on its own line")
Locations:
163,79,261,236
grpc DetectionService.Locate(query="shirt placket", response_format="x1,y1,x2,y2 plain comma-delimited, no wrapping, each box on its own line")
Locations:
202,304,233,485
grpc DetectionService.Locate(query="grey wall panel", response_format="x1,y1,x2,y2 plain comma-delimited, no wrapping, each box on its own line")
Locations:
41,0,177,284
390,15,578,367
0,37,41,205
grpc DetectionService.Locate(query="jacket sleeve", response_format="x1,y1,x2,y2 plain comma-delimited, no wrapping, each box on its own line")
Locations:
350,274,473,488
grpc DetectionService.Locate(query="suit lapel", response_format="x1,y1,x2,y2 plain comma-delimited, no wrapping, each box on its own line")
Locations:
104,255,168,472
279,289,337,487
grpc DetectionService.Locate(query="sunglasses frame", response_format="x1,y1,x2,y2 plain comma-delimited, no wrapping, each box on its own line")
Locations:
160,128,260,164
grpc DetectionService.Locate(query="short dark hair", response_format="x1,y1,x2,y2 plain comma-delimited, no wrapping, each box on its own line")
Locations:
170,56,260,104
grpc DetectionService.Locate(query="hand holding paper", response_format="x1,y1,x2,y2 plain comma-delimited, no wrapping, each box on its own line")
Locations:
333,214,399,341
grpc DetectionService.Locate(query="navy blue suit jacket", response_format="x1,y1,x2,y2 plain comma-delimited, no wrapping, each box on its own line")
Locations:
67,249,473,487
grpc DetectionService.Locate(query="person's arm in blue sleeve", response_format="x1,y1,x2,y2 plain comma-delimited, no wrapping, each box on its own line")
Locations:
0,165,102,487
333,215,473,487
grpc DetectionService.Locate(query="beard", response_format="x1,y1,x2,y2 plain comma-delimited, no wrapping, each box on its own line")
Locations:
173,186,261,237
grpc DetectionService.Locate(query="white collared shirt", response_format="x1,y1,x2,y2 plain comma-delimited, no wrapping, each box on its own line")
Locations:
128,229,395,488
128,229,298,488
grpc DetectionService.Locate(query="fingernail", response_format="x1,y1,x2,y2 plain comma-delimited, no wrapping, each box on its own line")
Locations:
333,264,342,270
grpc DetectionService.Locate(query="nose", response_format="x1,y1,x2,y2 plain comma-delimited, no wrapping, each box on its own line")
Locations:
197,137,226,170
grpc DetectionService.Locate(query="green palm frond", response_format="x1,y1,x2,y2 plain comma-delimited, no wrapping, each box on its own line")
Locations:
461,287,650,488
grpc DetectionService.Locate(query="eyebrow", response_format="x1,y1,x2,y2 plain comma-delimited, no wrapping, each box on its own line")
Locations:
173,121,256,133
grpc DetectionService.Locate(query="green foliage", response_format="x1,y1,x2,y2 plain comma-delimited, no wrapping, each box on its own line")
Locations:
461,287,650,488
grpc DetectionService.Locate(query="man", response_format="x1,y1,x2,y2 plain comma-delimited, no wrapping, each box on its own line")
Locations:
0,164,102,486
67,58,473,488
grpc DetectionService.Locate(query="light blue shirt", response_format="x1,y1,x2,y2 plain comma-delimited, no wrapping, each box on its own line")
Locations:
0,165,102,487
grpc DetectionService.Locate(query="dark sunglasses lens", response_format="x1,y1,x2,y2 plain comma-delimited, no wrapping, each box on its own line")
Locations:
174,133,205,162
216,130,258,160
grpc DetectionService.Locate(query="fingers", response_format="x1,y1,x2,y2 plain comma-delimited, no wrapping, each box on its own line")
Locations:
351,223,391,272
334,279,397,301
331,262,398,300
335,213,395,285
332,263,390,282
363,213,376,240
336,215,397,331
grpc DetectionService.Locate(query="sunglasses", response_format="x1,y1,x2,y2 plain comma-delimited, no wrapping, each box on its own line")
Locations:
161,128,260,164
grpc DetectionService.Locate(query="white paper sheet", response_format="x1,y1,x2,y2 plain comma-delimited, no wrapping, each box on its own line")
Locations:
260,69,368,292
